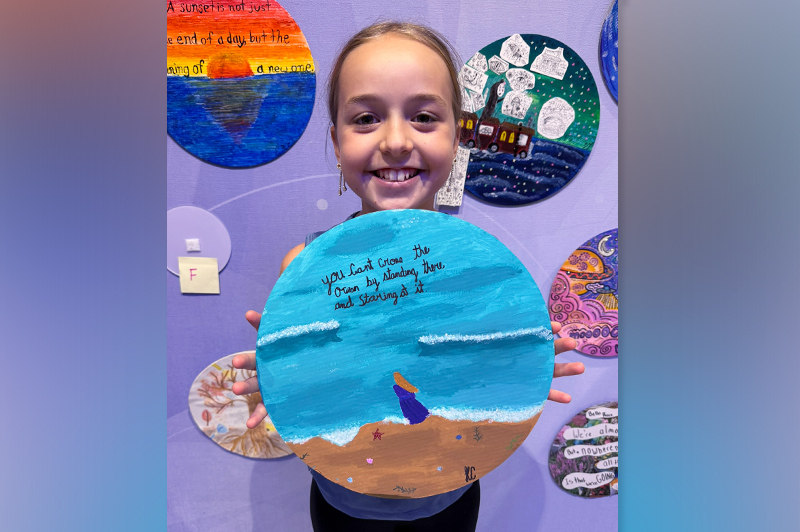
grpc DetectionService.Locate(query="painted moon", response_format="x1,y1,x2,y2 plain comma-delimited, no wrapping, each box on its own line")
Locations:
256,210,554,497
548,228,618,357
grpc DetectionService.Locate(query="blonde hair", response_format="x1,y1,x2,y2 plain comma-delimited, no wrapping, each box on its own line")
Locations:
327,21,463,127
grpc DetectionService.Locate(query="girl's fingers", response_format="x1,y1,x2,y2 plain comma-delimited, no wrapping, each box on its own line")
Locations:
246,403,268,429
554,337,577,356
547,389,572,404
553,361,585,379
550,321,562,335
232,375,260,396
245,310,262,331
232,352,257,371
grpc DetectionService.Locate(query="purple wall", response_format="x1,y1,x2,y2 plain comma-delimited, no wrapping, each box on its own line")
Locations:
168,1,617,529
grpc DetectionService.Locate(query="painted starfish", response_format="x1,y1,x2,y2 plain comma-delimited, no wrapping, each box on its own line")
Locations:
372,428,384,441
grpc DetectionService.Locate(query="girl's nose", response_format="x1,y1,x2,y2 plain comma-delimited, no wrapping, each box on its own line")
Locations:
379,118,413,156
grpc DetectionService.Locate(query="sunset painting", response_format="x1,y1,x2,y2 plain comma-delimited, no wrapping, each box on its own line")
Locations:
167,0,315,167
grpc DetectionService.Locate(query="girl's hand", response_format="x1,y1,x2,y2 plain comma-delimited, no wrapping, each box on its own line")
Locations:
233,313,584,429
231,310,268,429
548,321,584,404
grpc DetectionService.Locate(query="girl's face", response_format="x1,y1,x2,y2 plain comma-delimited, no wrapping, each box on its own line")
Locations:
331,34,459,215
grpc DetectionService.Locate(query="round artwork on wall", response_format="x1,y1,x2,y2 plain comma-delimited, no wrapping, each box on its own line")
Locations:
167,206,231,275
548,401,618,497
548,228,618,357
167,0,315,168
457,34,600,206
600,1,619,101
188,352,293,459
256,210,554,497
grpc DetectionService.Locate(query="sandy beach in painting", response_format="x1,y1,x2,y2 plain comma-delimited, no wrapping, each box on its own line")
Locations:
289,413,541,498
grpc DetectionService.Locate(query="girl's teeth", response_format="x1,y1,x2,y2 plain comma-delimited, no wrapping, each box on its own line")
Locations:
377,169,417,181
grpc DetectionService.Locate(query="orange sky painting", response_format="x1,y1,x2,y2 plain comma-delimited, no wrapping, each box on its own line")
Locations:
167,0,314,77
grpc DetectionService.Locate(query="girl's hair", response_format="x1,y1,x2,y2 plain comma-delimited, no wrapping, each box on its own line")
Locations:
327,21,463,127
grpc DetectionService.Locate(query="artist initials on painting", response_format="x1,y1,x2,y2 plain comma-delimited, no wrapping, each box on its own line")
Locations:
464,466,477,482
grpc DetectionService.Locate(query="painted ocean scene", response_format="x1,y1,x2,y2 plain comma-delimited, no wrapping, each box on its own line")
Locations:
167,0,315,168
256,210,554,496
167,72,315,167
457,34,599,205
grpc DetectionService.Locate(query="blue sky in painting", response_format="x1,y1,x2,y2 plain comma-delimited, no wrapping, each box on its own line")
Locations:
256,210,554,445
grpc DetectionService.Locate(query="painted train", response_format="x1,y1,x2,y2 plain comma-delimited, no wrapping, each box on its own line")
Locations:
458,111,536,159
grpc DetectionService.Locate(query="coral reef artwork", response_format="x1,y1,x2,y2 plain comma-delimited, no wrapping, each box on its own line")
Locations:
549,228,618,357
548,401,618,497
188,352,292,459
167,0,315,167
256,210,554,497
457,34,600,205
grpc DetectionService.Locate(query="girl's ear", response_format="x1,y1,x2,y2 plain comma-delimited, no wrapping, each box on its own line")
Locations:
330,126,341,161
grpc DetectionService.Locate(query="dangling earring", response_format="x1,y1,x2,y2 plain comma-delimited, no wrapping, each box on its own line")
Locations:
337,163,347,196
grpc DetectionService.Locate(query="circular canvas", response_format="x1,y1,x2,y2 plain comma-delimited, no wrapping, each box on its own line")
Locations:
167,206,232,275
188,352,292,459
256,210,554,497
549,228,618,357
458,34,600,206
548,401,618,497
600,1,619,101
167,0,315,168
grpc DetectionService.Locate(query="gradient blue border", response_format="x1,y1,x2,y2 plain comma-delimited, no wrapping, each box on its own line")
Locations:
3,1,799,530
0,1,166,530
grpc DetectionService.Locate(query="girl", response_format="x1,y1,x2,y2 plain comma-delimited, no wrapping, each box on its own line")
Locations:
231,21,583,532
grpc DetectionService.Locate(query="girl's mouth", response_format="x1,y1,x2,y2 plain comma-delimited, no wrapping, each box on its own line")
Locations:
371,168,421,182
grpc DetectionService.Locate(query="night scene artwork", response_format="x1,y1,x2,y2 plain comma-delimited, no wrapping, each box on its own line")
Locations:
167,0,315,168
458,34,600,206
255,210,554,497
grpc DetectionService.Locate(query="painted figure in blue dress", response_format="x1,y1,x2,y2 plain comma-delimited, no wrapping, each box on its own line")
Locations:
392,371,429,424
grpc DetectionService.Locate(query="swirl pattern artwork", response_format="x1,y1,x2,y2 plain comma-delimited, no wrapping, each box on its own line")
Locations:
548,228,618,357
548,401,618,497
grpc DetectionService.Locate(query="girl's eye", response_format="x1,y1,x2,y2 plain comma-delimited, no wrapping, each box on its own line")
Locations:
354,115,377,125
414,113,437,124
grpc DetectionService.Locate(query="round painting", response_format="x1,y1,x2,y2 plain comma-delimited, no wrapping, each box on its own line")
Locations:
600,1,619,101
458,34,600,206
256,210,554,497
548,401,618,497
188,352,292,459
549,228,618,357
167,0,315,168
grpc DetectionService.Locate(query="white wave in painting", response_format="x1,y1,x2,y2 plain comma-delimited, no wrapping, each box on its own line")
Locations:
430,402,546,423
257,320,340,347
418,326,552,345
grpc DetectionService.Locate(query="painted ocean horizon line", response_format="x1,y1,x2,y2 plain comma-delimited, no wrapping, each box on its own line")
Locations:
419,326,552,345
284,402,546,447
257,320,340,347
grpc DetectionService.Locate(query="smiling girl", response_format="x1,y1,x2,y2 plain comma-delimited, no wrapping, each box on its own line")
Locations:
231,21,583,531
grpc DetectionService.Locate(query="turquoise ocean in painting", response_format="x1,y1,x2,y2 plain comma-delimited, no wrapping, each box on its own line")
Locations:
256,210,554,446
